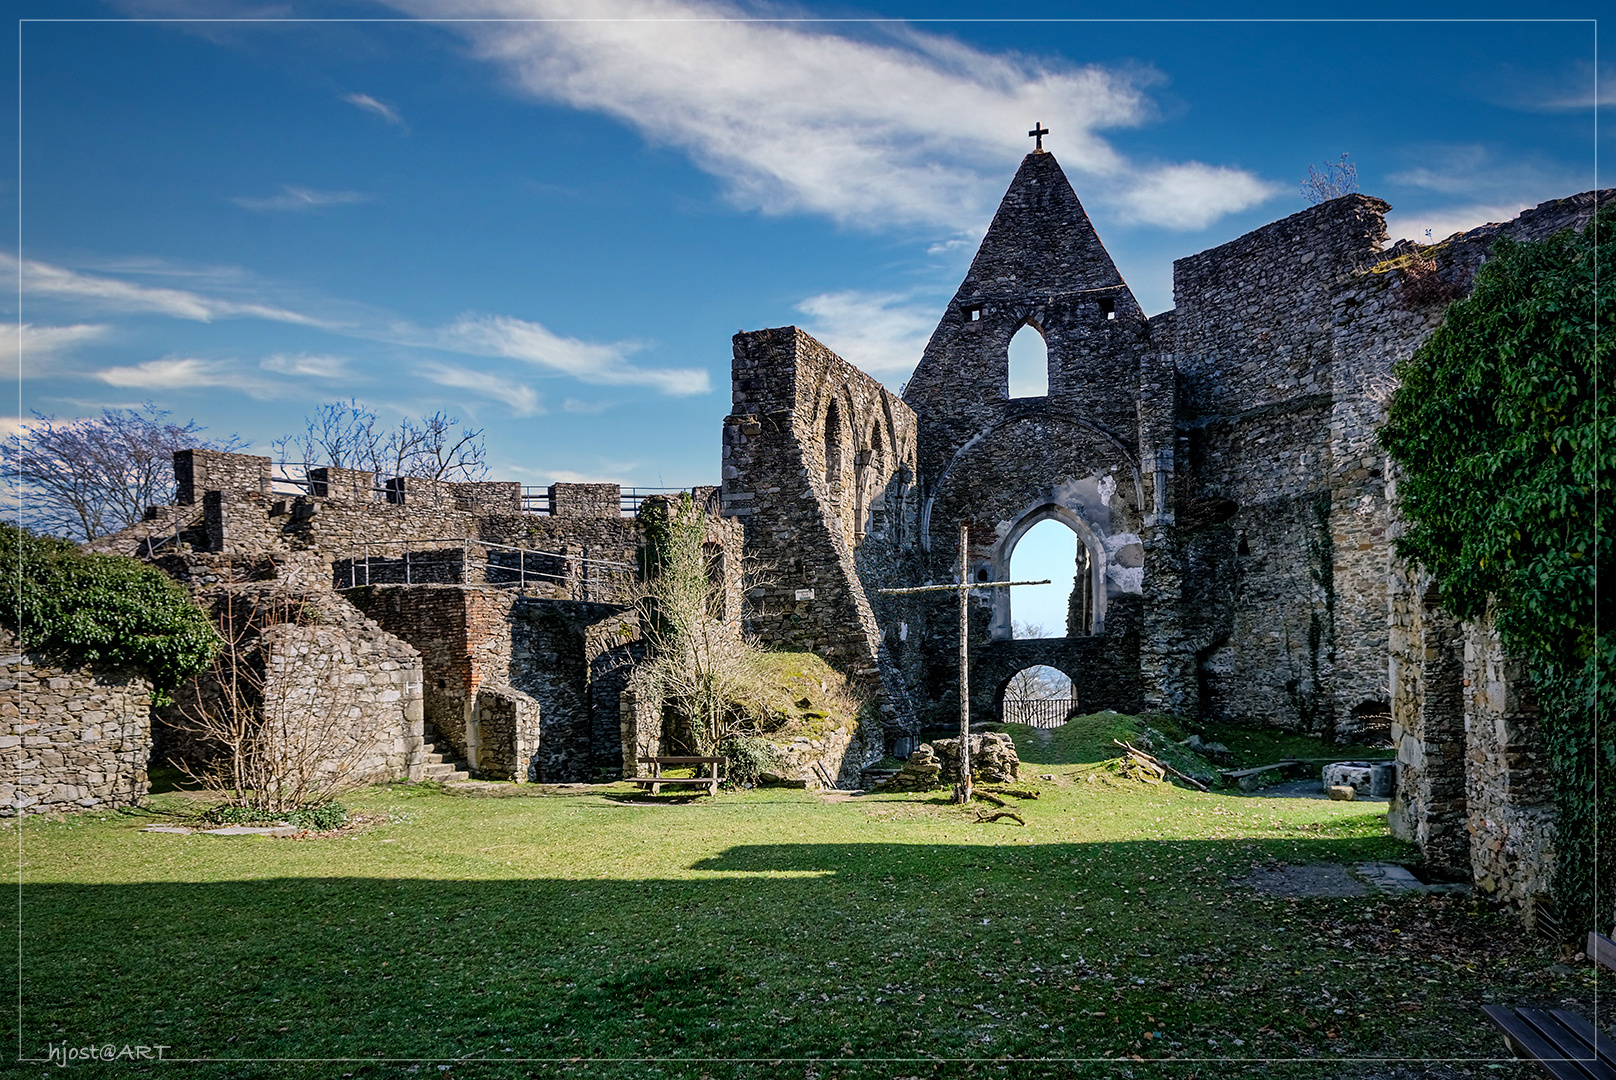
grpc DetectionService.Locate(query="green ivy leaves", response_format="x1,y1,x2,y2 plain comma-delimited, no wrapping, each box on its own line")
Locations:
1380,204,1613,939
2,522,219,701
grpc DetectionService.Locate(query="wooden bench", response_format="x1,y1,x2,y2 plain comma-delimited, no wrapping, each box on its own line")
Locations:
1480,931,1615,1079
632,756,724,797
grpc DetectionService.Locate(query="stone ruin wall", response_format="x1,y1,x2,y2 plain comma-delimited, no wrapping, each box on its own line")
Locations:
1387,578,1559,920
1162,194,1397,738
1460,616,1556,918
345,585,643,784
723,326,917,760
153,587,425,791
889,151,1158,730
1,629,153,815
1386,563,1468,879
1156,189,1608,745
344,585,521,773
81,449,745,788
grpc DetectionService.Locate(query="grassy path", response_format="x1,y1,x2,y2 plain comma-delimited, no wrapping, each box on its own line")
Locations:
8,759,1596,1078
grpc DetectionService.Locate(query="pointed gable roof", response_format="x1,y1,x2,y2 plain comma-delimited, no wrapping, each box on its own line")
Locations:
955,151,1125,298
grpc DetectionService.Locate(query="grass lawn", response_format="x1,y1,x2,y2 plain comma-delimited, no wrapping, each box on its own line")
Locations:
9,722,1599,1079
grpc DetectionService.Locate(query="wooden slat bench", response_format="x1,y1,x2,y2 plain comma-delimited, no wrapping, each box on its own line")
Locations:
1480,932,1615,1080
633,756,724,797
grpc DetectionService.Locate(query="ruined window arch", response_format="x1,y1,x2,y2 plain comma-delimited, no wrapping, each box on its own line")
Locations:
999,665,1076,728
1008,517,1089,638
824,398,845,495
1007,321,1049,398
862,422,888,536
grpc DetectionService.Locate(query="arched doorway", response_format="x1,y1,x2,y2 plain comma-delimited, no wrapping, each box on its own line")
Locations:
1009,518,1081,638
1000,665,1076,728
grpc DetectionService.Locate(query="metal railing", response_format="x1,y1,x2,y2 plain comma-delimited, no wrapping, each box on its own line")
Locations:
272,466,694,517
1002,698,1077,729
138,506,206,557
519,486,691,517
270,462,388,502
337,536,636,601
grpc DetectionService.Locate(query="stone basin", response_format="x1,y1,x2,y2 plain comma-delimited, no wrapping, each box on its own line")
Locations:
1321,760,1395,798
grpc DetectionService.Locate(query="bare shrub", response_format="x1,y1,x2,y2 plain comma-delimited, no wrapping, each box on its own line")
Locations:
167,587,381,814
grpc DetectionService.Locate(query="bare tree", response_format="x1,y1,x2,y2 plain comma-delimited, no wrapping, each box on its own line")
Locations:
272,399,381,474
1005,663,1069,702
1302,153,1360,205
629,495,767,756
167,587,380,814
274,400,488,482
5,403,242,541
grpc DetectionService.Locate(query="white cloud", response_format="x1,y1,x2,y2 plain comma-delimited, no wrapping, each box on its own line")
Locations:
344,92,407,128
794,290,940,381
562,398,611,414
12,253,709,397
545,468,632,485
94,356,278,397
0,416,30,439
11,323,109,378
387,0,1276,232
418,361,544,416
1383,143,1595,244
231,186,371,212
1384,204,1536,246
434,313,710,396
1,253,322,326
259,352,352,378
1516,61,1615,110
1111,162,1285,231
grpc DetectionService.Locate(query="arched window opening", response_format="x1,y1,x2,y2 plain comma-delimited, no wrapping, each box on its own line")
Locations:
824,399,845,494
863,424,887,536
1001,665,1076,728
1010,518,1079,638
1351,699,1393,747
1007,322,1049,398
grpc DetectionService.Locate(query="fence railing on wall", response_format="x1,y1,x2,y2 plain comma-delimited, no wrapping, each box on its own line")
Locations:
518,486,689,517
335,536,636,602
270,463,388,502
275,467,694,518
1002,698,1077,729
139,506,207,557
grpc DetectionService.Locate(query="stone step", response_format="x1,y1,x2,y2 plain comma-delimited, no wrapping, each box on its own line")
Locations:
420,761,469,782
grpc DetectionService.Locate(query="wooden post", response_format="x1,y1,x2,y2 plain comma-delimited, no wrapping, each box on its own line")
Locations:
877,527,1048,805
957,522,972,804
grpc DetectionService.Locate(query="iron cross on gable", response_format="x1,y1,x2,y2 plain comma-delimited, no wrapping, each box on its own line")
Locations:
1028,122,1049,151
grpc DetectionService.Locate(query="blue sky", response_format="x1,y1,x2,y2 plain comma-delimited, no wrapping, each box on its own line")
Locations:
6,3,1605,498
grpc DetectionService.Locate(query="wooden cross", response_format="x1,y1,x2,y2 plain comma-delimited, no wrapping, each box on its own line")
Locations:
1028,122,1049,151
880,523,1049,804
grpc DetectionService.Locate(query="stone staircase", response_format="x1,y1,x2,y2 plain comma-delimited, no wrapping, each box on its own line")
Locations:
416,728,470,782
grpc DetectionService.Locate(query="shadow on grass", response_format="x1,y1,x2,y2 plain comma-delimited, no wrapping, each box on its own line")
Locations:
11,832,1555,1080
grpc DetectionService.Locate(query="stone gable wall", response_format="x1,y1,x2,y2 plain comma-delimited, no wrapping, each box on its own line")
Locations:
0,630,153,815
